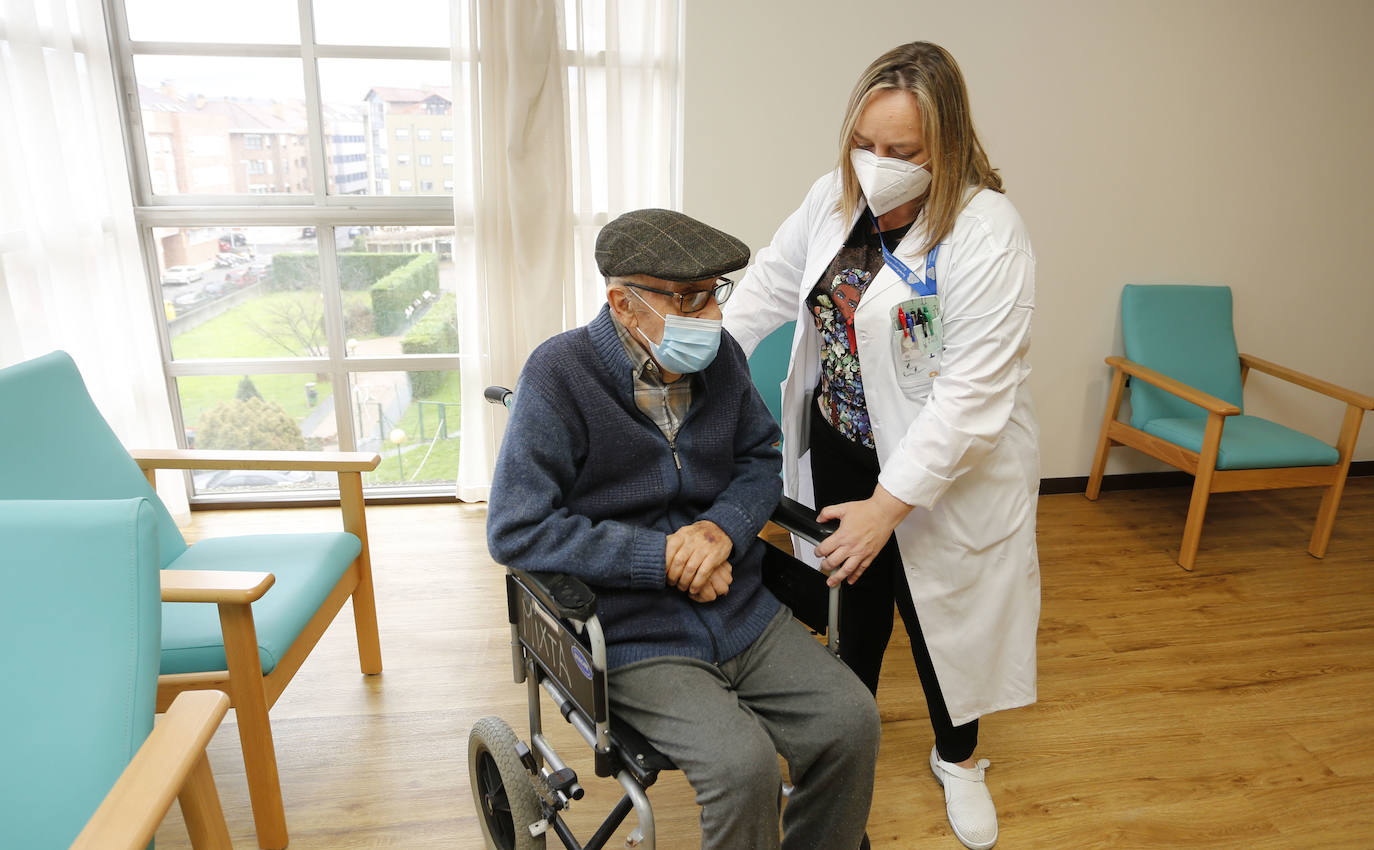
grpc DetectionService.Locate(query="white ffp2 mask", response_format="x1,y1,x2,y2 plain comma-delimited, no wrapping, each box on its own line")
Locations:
850,148,931,217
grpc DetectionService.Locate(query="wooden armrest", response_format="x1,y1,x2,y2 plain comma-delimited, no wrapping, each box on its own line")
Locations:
1239,353,1374,410
1105,356,1242,416
161,569,275,604
69,691,230,850
129,448,381,473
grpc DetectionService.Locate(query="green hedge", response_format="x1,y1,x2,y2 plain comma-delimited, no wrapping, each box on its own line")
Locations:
401,293,458,396
341,253,416,290
268,253,317,291
268,252,420,292
371,254,439,335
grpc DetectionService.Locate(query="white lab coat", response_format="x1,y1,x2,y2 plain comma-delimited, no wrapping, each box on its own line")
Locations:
724,171,1040,724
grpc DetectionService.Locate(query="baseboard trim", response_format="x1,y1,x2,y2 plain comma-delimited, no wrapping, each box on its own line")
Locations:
187,462,1374,509
1040,460,1374,496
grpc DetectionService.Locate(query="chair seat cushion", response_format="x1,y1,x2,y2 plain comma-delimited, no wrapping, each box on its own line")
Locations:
1142,415,1340,470
160,533,361,675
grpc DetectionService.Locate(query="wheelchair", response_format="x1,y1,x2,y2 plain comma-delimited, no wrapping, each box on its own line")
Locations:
470,386,843,850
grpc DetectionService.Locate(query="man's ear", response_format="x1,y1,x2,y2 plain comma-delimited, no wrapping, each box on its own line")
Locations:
606,282,636,329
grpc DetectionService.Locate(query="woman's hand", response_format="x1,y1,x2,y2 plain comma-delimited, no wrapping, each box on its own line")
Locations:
815,485,914,587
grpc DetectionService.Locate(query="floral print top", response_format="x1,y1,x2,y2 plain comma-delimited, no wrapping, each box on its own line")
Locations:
807,217,912,448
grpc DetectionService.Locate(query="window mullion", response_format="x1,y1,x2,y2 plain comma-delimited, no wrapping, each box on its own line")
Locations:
315,219,356,453
298,0,329,208
102,0,155,208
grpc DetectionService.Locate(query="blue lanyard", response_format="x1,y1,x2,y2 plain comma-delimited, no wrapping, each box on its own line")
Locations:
872,212,939,297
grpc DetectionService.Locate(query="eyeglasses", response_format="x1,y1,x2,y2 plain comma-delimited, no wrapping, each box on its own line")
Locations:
623,278,735,314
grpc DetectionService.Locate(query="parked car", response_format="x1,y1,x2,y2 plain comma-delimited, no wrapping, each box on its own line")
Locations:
301,226,316,238
172,289,212,310
203,280,229,298
225,268,258,288
347,226,372,238
249,261,272,286
199,469,315,490
218,233,248,252
161,265,203,286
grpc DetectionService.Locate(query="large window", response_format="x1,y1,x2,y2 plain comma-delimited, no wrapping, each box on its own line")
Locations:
106,0,682,502
108,0,463,500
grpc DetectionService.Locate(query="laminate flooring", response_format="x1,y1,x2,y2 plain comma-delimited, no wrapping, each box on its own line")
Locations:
153,478,1374,849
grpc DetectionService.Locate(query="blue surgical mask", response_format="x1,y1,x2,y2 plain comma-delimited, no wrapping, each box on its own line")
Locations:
630,289,722,374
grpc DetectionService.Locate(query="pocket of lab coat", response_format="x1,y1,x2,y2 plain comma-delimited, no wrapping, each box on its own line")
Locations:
890,326,941,395
890,298,942,396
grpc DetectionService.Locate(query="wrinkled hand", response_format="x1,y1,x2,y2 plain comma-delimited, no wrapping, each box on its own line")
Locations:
665,520,734,602
689,560,732,603
815,485,914,587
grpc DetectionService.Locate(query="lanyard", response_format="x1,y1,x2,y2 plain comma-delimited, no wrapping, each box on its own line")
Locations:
872,212,939,297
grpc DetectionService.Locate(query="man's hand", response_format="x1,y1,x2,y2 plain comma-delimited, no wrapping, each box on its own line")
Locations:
688,560,732,603
815,485,914,587
665,520,734,601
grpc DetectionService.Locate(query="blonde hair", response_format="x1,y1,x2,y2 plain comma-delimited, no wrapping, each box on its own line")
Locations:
837,42,1003,254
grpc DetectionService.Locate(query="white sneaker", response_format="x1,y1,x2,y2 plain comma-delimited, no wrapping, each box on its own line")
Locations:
929,746,998,850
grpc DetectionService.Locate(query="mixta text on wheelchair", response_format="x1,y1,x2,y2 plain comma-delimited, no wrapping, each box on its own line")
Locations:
469,386,843,850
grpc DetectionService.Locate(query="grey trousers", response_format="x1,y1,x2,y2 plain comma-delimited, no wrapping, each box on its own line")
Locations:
608,607,881,850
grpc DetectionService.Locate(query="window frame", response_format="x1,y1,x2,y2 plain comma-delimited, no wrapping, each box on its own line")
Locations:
103,0,464,503
101,0,668,503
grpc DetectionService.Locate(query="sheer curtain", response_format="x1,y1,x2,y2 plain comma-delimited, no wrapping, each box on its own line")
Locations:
452,0,681,501
0,0,188,517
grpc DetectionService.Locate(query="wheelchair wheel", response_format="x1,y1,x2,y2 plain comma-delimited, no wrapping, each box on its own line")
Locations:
469,716,547,850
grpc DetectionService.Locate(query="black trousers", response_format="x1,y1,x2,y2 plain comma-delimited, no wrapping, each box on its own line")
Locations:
808,401,978,763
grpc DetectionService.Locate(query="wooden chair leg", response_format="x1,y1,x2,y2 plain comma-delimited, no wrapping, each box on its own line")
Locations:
1309,404,1364,558
219,602,288,850
340,472,383,675
1178,412,1226,571
180,751,233,850
1087,367,1128,501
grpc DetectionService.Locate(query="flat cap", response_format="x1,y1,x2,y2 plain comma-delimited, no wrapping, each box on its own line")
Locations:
595,208,750,282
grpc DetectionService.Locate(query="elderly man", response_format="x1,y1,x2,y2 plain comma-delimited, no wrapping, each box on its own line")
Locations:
487,209,879,850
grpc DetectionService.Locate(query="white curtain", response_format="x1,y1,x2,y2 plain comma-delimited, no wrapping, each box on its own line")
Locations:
452,0,681,502
0,0,189,518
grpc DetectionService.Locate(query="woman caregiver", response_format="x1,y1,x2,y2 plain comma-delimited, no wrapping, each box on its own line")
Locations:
722,42,1039,850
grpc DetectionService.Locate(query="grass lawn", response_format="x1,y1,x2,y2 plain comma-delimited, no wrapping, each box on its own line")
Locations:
367,370,461,485
168,291,461,469
368,436,461,486
172,291,375,359
179,374,333,434
172,291,375,431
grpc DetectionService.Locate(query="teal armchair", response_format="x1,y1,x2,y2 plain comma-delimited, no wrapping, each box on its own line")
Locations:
746,320,795,425
1,498,233,850
0,351,384,849
1087,285,1373,570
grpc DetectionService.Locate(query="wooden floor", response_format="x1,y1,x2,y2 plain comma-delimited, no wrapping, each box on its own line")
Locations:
154,479,1374,849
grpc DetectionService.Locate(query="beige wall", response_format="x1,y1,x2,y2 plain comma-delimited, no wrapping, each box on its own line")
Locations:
683,0,1374,478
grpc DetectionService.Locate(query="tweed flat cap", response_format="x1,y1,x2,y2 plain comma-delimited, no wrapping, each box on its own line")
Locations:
595,208,750,282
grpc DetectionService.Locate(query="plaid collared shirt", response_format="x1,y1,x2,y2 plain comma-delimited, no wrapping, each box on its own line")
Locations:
611,314,693,443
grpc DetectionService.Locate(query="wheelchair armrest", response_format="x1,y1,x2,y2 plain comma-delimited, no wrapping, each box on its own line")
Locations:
510,569,597,622
771,496,839,546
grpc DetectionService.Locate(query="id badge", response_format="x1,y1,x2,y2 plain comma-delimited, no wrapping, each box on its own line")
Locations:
890,295,943,386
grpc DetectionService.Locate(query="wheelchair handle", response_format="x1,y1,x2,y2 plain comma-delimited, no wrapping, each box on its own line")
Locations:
772,496,839,545
484,385,513,409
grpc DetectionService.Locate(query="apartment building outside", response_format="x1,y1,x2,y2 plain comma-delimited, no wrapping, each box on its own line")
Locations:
364,86,453,196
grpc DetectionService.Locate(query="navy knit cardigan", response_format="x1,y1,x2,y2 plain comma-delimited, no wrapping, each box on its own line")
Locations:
487,306,783,669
